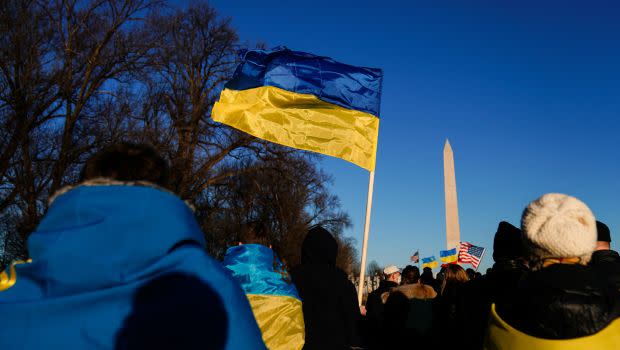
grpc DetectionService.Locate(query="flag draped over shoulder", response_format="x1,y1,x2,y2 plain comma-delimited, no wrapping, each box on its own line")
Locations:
223,244,305,350
439,248,458,264
421,256,438,269
212,47,383,171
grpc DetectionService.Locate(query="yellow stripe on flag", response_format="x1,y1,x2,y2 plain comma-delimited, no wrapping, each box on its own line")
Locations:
212,86,380,171
440,255,458,263
422,261,439,269
247,294,305,350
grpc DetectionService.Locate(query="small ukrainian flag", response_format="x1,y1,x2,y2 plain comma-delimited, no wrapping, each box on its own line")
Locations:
212,47,383,171
421,256,439,269
439,248,458,264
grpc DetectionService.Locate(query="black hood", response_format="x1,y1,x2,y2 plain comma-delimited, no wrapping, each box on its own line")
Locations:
301,226,338,266
493,221,524,262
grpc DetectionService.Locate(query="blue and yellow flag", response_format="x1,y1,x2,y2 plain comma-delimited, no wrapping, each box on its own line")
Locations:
223,244,305,350
212,47,383,171
439,248,458,264
421,256,439,269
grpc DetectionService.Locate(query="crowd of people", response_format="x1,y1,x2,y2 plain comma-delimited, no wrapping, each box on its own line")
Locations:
0,143,619,350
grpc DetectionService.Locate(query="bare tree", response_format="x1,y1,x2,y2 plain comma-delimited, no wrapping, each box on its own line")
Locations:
0,0,358,273
45,0,162,194
201,153,353,271
0,0,61,224
138,3,258,200
367,260,382,278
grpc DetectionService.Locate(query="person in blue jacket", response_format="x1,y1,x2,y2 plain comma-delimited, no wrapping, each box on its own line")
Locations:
0,143,266,350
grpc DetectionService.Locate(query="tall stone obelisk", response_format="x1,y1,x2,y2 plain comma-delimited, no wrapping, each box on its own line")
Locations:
443,140,461,250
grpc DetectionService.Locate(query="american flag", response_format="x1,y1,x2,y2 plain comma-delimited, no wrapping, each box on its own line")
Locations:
458,242,485,269
410,251,419,263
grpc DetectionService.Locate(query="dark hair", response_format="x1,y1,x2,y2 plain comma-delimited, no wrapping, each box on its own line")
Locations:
440,264,469,295
239,220,271,247
420,267,434,285
81,143,170,188
596,221,611,243
401,265,420,285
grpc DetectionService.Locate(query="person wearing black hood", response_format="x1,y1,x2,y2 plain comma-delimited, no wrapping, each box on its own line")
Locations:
459,221,528,349
291,226,362,350
590,221,620,290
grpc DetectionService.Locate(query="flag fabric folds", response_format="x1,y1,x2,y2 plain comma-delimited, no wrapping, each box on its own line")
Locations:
223,244,305,350
459,242,485,268
421,256,439,269
439,248,458,264
410,251,420,263
212,47,383,171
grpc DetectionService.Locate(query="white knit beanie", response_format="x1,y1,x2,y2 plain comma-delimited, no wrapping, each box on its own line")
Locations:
521,193,596,262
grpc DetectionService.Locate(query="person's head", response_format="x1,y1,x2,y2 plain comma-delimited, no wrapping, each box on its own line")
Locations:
596,221,611,251
465,268,476,280
238,220,271,248
493,221,524,262
81,143,170,188
301,225,338,266
420,267,434,285
401,265,419,285
440,264,469,295
521,193,597,270
383,265,401,284
436,266,447,283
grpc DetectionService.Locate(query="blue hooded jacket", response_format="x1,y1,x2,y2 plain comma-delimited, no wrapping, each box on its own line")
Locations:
0,184,266,350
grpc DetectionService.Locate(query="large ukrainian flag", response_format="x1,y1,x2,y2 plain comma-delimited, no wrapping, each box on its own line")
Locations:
212,47,383,171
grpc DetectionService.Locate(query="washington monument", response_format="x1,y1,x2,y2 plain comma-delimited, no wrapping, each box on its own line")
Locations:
443,140,461,250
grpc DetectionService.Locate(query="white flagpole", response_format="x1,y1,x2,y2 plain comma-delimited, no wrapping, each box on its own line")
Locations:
475,247,487,272
357,170,376,306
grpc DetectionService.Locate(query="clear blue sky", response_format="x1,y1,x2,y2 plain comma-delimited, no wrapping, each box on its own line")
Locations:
199,0,619,272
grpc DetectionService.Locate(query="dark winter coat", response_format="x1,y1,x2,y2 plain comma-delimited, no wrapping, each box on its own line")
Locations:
381,283,436,349
591,249,620,291
291,228,361,350
460,260,528,349
364,280,398,349
432,282,469,348
496,263,620,339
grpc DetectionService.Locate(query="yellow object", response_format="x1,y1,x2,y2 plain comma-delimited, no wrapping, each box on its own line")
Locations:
0,259,31,292
484,304,620,350
422,260,439,269
247,294,305,350
439,255,458,264
212,86,380,171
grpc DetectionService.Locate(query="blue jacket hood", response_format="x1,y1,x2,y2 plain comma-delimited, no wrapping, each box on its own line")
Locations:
29,184,204,295
0,184,266,350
